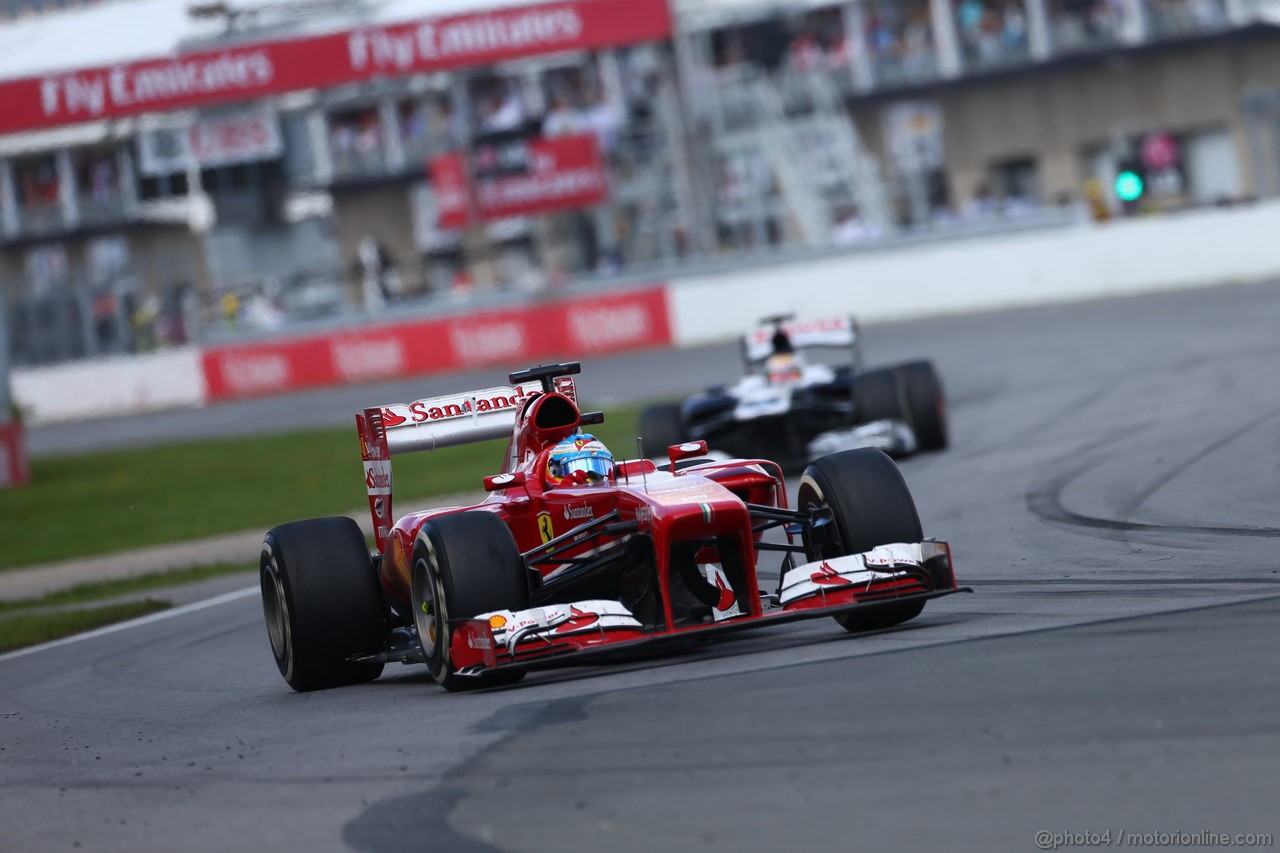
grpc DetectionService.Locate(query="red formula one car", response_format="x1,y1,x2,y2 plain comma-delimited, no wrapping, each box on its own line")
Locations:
260,362,966,692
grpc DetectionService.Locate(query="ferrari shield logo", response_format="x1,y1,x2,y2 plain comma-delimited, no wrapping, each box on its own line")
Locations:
537,512,555,544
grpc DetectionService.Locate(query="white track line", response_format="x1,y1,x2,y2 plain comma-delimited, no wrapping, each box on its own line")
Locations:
0,585,258,664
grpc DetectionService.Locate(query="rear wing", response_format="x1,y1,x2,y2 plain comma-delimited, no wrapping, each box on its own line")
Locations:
356,376,577,552
742,316,860,366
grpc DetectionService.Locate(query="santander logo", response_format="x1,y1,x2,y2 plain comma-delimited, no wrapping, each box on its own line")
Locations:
364,460,392,494
378,383,539,429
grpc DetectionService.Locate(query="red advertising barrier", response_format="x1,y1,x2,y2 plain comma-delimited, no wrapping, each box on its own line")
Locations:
0,0,671,135
0,420,30,489
433,134,609,228
201,286,672,402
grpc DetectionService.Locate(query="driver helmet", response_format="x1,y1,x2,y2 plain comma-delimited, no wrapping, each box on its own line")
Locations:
546,434,615,487
765,353,803,385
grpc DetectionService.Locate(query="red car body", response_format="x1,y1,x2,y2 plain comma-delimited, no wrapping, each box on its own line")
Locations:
349,363,964,681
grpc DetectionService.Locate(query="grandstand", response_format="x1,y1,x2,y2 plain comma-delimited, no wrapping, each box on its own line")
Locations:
1,0,1278,365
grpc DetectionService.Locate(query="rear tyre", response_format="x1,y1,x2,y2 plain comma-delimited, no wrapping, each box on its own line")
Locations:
638,403,686,459
797,449,927,632
894,360,948,451
261,517,385,692
850,367,904,424
412,512,529,692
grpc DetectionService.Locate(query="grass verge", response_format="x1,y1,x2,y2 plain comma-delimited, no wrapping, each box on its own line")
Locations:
0,599,171,653
0,403,644,571
0,562,256,613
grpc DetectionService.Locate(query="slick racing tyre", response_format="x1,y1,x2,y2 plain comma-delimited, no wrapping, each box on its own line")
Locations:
797,449,927,633
261,517,385,692
412,512,530,692
850,367,904,424
894,360,948,452
638,403,686,459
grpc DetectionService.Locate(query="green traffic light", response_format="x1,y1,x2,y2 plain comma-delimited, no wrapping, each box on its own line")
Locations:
1115,170,1144,202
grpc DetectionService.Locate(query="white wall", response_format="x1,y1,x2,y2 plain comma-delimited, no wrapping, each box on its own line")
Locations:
12,347,205,425
15,200,1280,423
670,201,1280,345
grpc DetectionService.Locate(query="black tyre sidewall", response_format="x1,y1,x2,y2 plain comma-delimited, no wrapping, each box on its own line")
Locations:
639,404,686,458
797,450,928,632
895,360,949,451
797,449,923,556
412,512,529,691
261,516,385,692
851,368,904,425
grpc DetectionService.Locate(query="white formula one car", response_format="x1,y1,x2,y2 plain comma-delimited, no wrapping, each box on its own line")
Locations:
639,315,948,466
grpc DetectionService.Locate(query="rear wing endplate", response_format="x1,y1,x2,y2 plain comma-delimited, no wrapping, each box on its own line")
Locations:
355,376,577,552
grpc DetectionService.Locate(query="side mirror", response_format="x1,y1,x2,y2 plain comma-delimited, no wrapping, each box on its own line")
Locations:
668,440,708,471
483,471,526,492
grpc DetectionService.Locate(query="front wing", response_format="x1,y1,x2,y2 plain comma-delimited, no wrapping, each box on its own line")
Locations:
447,542,969,677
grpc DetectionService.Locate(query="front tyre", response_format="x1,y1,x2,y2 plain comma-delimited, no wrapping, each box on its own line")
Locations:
850,367,904,424
638,403,686,459
893,360,948,451
261,517,385,692
412,512,530,692
797,449,927,632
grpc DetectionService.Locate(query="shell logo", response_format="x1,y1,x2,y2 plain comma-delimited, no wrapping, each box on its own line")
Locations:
489,615,508,630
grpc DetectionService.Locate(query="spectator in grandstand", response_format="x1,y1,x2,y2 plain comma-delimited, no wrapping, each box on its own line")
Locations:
1049,0,1123,48
713,24,750,71
399,102,429,147
242,292,285,330
831,206,883,245
220,292,240,328
1188,0,1227,27
479,82,526,133
958,0,1029,65
405,103,427,139
90,289,121,352
1002,192,1039,217
354,110,383,167
786,8,850,74
358,235,401,305
543,91,587,137
437,98,467,148
18,158,60,210
583,85,623,157
789,28,826,72
155,286,191,346
1002,0,1028,50
131,294,161,352
329,115,358,172
865,0,935,81
74,153,118,207
621,44,663,120
962,183,999,219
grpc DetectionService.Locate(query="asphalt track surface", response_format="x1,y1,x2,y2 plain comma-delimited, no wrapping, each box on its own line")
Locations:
6,282,1280,852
